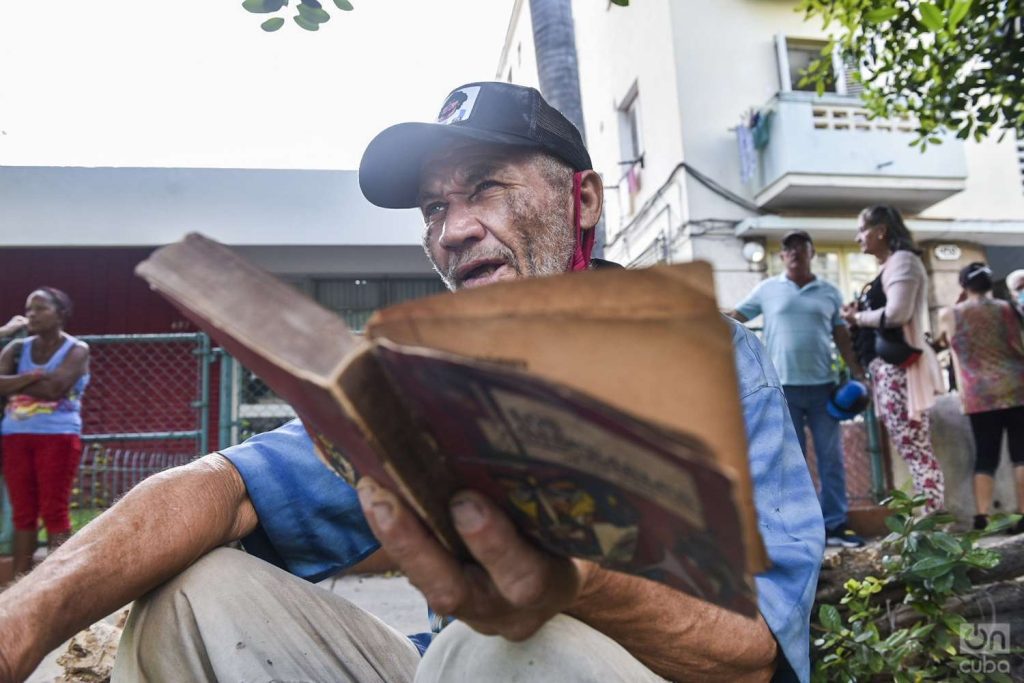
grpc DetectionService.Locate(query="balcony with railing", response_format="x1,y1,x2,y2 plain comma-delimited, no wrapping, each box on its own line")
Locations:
744,92,967,212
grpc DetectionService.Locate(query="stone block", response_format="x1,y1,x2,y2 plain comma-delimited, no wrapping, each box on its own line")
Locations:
891,392,1020,524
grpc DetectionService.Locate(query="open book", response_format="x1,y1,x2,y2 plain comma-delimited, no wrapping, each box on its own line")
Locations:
136,234,767,617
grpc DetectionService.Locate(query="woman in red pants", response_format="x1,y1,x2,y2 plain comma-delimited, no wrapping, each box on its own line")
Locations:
0,288,90,577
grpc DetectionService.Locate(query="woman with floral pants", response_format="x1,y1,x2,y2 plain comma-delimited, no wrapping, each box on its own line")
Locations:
869,357,945,513
843,206,946,514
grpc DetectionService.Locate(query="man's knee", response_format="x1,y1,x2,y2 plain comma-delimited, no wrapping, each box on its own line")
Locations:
416,619,561,682
115,548,256,682
142,547,248,605
415,615,665,682
126,546,256,641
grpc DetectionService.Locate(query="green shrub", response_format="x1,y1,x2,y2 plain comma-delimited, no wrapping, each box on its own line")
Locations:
811,490,1015,682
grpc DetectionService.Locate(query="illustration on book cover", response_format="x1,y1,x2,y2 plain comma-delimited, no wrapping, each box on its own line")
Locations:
374,346,758,615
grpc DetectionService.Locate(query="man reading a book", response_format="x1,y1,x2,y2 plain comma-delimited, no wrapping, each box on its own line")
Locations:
0,83,824,683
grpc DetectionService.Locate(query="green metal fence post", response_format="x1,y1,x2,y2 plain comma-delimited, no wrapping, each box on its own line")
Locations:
195,333,211,455
0,483,12,555
865,405,887,503
218,350,235,450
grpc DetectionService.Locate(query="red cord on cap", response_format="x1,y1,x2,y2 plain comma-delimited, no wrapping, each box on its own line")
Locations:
570,171,594,271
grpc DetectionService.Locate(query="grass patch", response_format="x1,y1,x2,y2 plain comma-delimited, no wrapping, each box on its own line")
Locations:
70,508,103,532
37,508,105,543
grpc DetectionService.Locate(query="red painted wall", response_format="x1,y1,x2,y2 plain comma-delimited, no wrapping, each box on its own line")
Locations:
0,247,191,334
1,247,225,453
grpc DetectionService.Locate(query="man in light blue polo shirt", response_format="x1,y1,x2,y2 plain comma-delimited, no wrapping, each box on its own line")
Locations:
730,230,865,548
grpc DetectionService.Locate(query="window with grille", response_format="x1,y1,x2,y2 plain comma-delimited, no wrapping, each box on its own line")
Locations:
618,87,643,163
617,83,644,215
232,275,448,441
776,36,861,96
313,277,447,332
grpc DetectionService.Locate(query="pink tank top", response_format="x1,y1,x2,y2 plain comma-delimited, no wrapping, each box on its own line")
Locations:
951,299,1024,414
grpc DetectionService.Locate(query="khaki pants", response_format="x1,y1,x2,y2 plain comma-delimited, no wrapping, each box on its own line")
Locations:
112,547,666,682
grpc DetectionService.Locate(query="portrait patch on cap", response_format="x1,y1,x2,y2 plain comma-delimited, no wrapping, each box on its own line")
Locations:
436,86,480,125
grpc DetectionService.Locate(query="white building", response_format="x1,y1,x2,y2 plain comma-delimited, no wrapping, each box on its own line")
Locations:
499,0,1024,518
0,166,438,333
498,0,1024,312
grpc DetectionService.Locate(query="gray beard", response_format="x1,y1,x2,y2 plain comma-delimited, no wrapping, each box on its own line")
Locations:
429,209,575,292
438,243,521,291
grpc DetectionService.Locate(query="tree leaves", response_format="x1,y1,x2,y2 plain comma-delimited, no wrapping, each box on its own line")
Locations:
799,0,1023,145
297,2,331,24
917,2,945,31
245,0,354,31
866,7,899,23
261,17,286,31
293,15,319,31
242,0,286,13
811,491,1009,680
948,0,972,30
907,555,954,579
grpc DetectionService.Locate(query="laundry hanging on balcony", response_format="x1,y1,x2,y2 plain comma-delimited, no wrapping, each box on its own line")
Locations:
626,163,642,195
736,123,756,184
736,108,774,184
751,109,773,150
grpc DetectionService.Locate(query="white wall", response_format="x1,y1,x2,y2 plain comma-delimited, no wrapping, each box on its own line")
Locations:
496,0,540,90
667,0,826,222
0,166,425,248
566,0,1023,284
570,0,687,257
923,134,1024,220
567,0,1024,225
235,245,434,277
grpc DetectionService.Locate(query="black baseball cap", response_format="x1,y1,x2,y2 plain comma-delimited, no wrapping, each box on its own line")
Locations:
359,82,593,209
781,230,813,247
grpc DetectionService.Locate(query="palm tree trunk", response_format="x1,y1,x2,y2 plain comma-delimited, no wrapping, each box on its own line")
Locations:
528,0,586,139
529,0,606,255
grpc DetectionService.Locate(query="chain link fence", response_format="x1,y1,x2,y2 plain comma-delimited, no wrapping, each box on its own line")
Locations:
71,333,213,511
803,413,888,509
0,333,214,551
75,336,901,512
213,276,447,445
68,333,214,516
218,355,295,446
